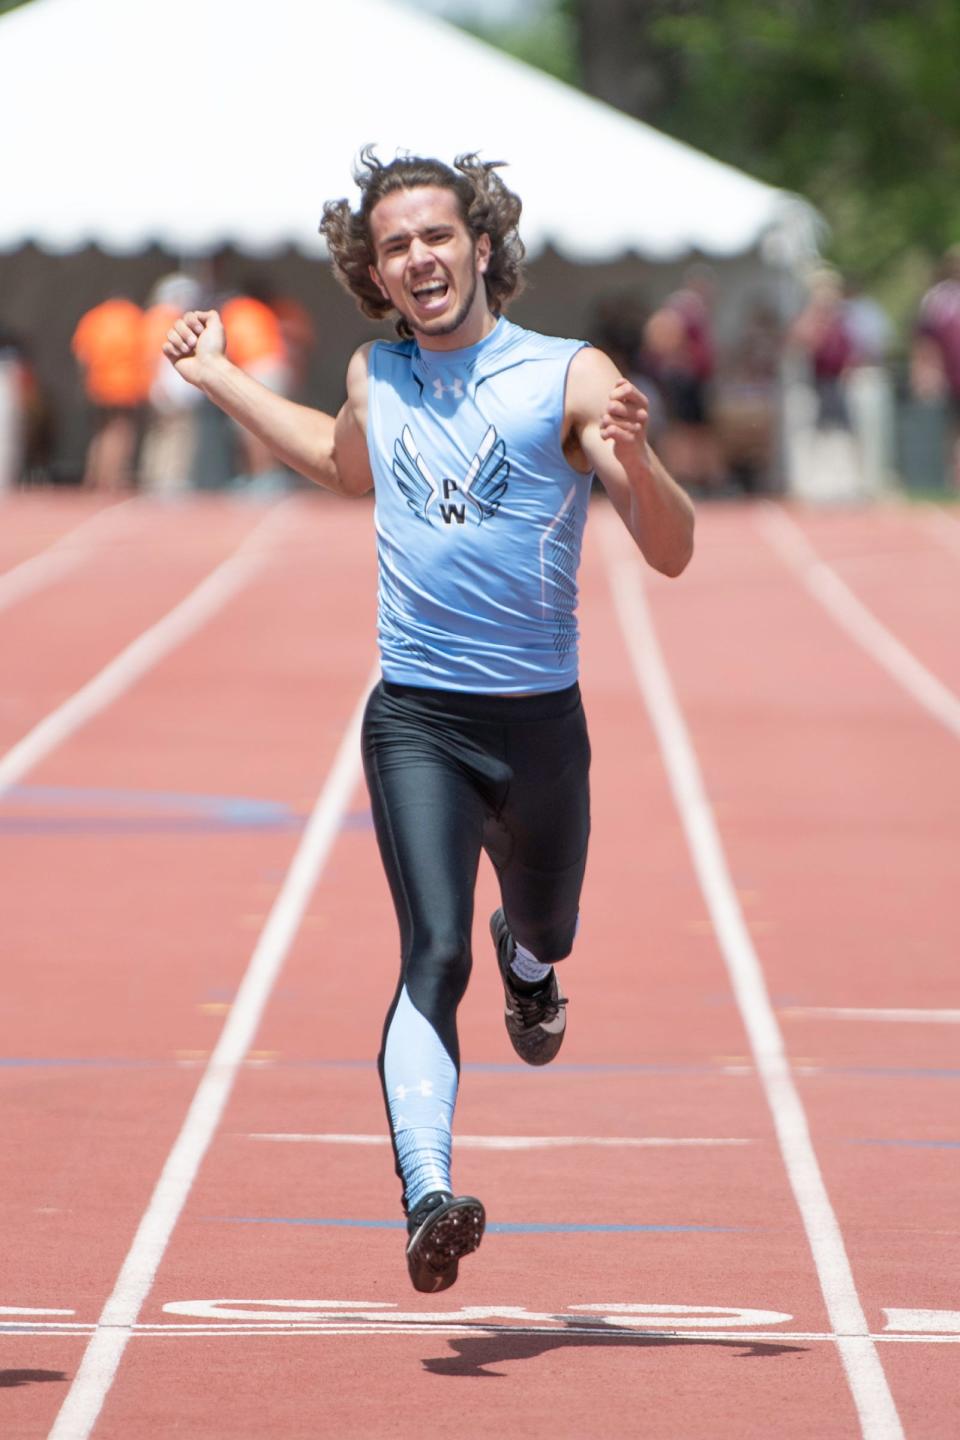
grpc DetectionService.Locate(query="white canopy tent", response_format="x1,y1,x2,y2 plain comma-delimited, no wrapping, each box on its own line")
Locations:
1,0,822,488
0,0,817,262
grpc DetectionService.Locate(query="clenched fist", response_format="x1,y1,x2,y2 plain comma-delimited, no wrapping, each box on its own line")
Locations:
162,309,226,388
598,378,652,470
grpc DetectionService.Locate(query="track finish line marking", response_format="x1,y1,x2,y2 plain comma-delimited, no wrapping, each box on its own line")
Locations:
6,1300,960,1343
246,1132,754,1149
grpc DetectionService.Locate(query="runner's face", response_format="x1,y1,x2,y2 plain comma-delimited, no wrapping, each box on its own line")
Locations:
368,186,491,345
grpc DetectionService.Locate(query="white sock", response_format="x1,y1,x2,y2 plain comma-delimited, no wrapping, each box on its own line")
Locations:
510,942,552,985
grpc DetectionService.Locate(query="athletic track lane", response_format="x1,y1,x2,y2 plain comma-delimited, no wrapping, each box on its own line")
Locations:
0,492,956,1439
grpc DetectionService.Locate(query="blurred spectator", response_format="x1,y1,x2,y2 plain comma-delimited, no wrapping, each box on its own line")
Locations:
18,337,55,485
788,267,854,429
0,327,27,491
714,299,783,493
219,288,291,488
172,255,295,491
643,266,724,493
914,245,960,397
269,293,316,400
222,290,290,393
912,244,960,486
1,328,54,489
590,298,667,444
844,279,893,367
140,273,204,495
844,279,896,496
665,267,717,398
71,295,148,490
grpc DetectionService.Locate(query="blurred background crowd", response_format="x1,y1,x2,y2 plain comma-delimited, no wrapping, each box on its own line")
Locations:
0,264,318,497
1,247,957,500
1,0,959,501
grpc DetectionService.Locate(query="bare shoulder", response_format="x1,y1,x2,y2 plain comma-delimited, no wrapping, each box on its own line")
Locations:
566,345,623,421
346,341,375,399
346,340,375,381
343,342,376,430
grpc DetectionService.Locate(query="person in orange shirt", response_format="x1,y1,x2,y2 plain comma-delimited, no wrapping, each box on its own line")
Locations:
71,296,149,490
270,294,316,397
219,292,292,485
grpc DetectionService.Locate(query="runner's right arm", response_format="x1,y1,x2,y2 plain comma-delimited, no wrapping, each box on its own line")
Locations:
162,309,373,496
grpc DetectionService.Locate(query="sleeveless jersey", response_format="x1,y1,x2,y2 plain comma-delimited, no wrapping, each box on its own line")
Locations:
365,316,591,694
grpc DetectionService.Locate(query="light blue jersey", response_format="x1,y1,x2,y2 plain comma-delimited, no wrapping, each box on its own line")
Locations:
366,316,591,693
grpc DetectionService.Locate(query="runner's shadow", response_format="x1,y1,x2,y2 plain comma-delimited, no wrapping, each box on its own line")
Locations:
0,1370,68,1388
423,1326,807,1378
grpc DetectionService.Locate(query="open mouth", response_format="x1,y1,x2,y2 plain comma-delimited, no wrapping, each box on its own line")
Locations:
411,279,450,311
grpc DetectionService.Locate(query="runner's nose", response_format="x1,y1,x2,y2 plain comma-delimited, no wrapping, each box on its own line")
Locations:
408,237,433,268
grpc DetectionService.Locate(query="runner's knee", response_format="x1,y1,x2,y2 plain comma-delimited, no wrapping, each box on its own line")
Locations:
514,916,577,966
404,926,474,1023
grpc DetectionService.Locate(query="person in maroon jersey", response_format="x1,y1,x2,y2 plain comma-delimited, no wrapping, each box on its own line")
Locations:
913,246,960,486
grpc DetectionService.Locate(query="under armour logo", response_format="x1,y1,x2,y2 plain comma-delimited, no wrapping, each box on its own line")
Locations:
393,1079,435,1101
432,376,464,400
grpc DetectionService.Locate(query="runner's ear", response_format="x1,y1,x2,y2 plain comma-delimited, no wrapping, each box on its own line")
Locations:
370,265,390,301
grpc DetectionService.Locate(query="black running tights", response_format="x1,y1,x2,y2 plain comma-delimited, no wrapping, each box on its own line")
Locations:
361,679,591,1071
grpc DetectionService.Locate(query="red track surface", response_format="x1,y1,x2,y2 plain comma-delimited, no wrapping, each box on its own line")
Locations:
1,491,957,1439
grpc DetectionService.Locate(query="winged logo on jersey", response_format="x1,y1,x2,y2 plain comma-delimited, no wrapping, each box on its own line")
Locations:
393,424,510,526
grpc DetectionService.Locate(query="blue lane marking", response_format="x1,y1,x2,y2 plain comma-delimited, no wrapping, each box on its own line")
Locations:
822,1066,960,1081
0,783,302,835
206,1217,742,1234
851,1138,960,1150
0,1057,697,1075
282,1059,960,1080
288,1059,738,1075
0,1057,161,1069
3,784,291,817
463,1062,714,1075
0,818,305,835
492,1221,742,1234
341,810,375,831
3,1056,960,1080
0,782,374,838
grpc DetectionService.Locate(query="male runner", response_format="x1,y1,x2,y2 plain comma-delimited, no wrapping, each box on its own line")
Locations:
164,150,694,1293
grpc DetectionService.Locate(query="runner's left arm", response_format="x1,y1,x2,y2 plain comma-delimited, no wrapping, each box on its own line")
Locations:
565,346,694,577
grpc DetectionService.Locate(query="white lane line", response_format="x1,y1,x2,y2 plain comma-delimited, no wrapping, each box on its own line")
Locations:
0,498,139,613
782,1008,960,1025
247,1133,753,1149
0,502,290,801
46,663,377,1440
9,1324,960,1344
597,506,905,1440
756,502,960,740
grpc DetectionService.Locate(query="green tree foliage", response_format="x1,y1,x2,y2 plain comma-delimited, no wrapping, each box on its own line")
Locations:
467,0,960,299
459,5,579,86
639,0,960,281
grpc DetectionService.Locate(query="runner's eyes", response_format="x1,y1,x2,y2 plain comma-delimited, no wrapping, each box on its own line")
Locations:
384,232,454,256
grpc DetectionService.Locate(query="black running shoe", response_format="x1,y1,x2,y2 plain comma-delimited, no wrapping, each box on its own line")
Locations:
405,1191,486,1294
490,908,567,1066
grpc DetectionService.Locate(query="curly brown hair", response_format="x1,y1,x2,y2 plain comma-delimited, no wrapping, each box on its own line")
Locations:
319,147,526,338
